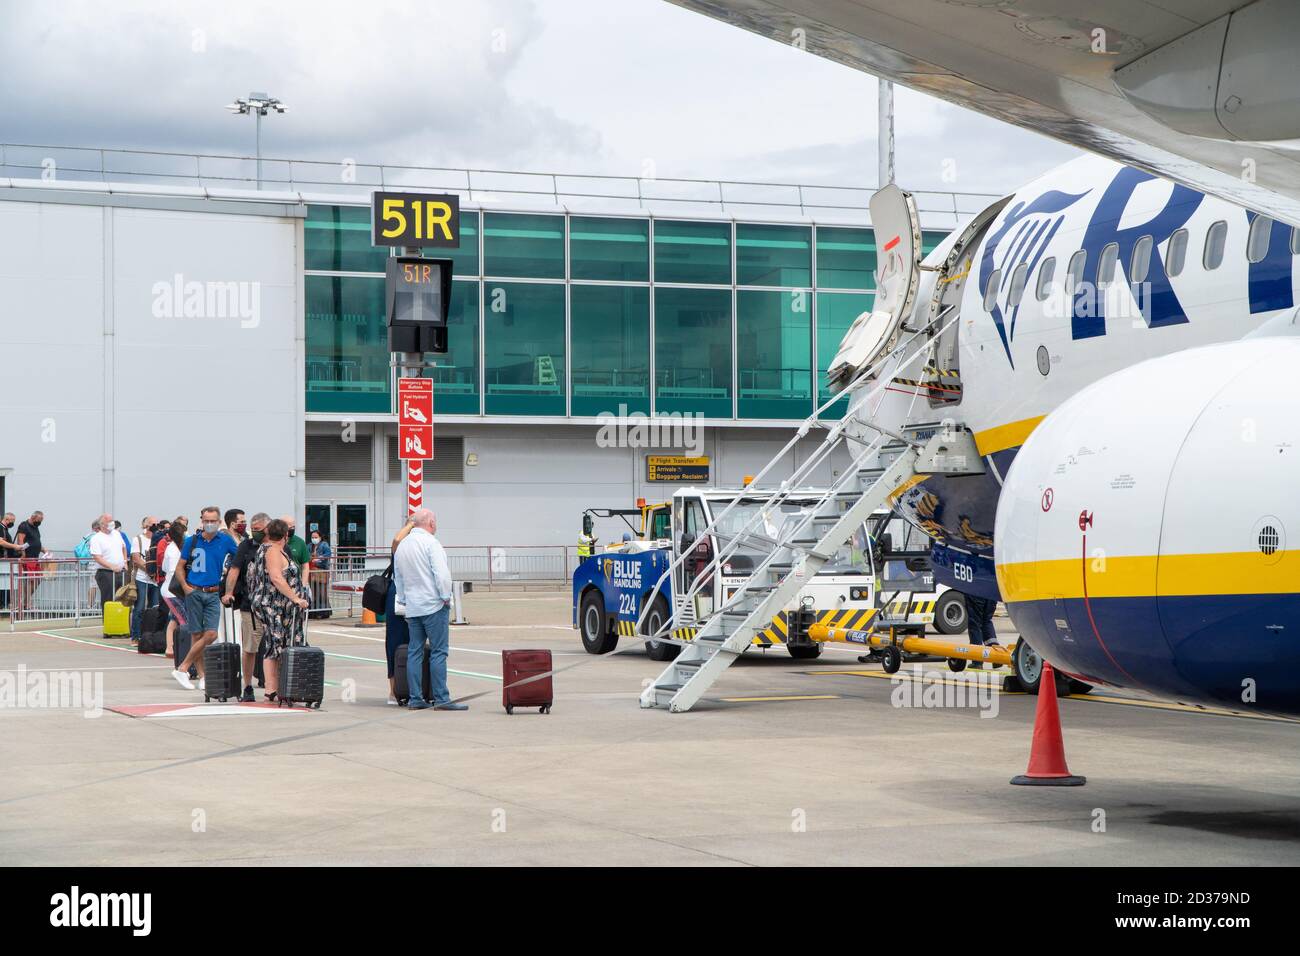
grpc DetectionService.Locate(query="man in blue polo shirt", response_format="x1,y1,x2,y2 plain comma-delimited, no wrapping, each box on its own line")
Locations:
171,506,240,690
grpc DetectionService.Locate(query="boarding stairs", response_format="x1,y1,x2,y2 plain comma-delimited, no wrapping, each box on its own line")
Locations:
637,414,984,712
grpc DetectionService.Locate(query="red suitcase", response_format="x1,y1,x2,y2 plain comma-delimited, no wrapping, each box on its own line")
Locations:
502,648,553,714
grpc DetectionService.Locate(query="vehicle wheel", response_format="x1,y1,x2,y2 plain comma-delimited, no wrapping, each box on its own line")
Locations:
880,645,902,674
643,597,678,661
1013,639,1044,695
787,643,822,660
579,591,617,655
947,657,967,672
933,591,968,635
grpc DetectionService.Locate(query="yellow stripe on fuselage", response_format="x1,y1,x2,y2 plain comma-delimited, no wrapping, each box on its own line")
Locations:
973,416,1044,456
997,550,1300,602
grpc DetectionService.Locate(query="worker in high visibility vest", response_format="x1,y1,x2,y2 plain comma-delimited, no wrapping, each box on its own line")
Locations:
577,514,597,563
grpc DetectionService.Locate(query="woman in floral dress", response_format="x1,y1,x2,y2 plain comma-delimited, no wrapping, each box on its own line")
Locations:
247,518,310,702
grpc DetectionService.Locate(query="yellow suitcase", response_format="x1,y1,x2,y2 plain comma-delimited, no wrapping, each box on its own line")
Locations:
103,600,131,638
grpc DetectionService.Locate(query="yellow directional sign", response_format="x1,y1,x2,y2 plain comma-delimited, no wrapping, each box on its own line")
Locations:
647,455,709,482
372,191,460,248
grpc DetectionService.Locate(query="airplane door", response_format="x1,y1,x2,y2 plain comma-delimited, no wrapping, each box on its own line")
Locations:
825,184,922,393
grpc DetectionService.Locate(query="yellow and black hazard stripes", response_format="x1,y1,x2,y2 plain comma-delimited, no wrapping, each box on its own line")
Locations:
878,597,936,620
616,605,881,644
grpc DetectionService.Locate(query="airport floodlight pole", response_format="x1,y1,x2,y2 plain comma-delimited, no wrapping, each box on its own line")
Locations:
225,92,288,189
878,79,895,188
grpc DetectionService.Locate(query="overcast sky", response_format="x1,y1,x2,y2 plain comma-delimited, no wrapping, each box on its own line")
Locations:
0,0,1081,196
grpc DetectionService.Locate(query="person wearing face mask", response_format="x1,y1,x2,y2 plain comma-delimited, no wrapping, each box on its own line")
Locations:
224,509,247,545
308,529,332,620
14,511,45,610
89,512,131,615
223,512,269,701
171,506,240,691
0,513,24,614
281,515,311,573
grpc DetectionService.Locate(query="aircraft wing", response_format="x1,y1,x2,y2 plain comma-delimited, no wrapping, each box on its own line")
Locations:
668,0,1300,224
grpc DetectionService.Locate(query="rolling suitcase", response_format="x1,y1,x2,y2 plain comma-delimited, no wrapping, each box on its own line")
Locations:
137,605,168,654
502,648,553,715
393,642,431,705
278,608,324,708
103,600,131,638
203,606,242,702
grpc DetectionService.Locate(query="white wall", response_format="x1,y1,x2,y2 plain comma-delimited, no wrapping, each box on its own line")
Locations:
0,194,304,551
317,422,854,548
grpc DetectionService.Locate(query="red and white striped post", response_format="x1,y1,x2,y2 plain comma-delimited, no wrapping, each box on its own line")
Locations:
407,460,423,514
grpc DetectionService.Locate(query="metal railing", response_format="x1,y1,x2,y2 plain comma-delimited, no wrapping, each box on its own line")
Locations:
4,559,103,628
0,143,1001,228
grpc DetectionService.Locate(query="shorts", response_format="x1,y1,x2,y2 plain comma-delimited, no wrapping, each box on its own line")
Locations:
162,595,188,629
239,609,261,654
184,589,222,634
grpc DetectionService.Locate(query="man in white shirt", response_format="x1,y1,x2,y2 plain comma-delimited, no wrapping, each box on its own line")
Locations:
393,508,465,711
89,512,130,613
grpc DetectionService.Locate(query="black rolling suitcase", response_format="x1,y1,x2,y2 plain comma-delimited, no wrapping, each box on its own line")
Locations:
278,607,325,708
137,605,168,655
203,606,242,702
393,642,431,705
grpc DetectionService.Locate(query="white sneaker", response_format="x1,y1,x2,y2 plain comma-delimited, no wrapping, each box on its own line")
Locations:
386,697,399,707
171,669,195,690
198,677,206,691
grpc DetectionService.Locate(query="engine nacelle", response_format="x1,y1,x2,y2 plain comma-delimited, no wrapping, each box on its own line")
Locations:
995,337,1300,714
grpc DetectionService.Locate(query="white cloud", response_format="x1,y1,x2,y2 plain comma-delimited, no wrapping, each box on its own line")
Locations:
0,0,1078,198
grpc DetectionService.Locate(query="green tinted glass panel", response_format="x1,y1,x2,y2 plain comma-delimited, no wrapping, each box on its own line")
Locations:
484,282,565,415
654,220,730,285
816,226,874,289
816,292,872,419
571,285,649,417
655,287,731,417
737,290,811,419
484,213,564,278
420,280,479,415
419,210,479,277
306,205,389,273
570,216,649,282
736,223,811,287
305,275,390,413
922,230,946,256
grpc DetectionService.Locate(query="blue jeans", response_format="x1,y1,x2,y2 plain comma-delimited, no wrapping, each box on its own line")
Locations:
130,580,159,638
407,606,450,706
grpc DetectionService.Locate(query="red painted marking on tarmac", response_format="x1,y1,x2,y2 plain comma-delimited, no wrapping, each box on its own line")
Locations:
108,701,311,719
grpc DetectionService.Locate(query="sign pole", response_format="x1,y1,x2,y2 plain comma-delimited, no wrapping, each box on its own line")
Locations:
399,244,423,518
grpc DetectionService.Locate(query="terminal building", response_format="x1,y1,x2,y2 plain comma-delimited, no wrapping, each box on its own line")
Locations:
0,145,985,558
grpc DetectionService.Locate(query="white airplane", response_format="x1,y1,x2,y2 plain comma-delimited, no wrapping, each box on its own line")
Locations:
677,0,1300,717
827,152,1299,715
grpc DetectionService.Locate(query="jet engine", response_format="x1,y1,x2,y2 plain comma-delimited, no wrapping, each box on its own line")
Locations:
995,336,1300,714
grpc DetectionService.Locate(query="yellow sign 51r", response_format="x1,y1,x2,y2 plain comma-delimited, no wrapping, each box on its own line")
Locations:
371,191,460,248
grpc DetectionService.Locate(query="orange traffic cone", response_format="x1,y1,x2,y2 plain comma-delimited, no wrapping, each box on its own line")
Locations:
1011,662,1086,786
360,607,380,626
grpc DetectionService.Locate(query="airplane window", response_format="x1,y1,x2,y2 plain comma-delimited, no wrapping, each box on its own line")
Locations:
1247,215,1273,264
983,269,1001,310
1204,220,1227,270
1096,242,1119,285
1291,226,1300,256
1008,263,1029,306
1166,228,1188,277
1036,257,1055,300
1065,250,1086,294
1130,235,1153,284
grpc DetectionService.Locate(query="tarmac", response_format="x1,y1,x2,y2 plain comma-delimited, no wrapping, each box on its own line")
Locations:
3,590,1299,866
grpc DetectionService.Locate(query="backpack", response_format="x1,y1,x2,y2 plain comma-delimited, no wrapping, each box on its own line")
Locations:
74,533,93,561
147,529,167,580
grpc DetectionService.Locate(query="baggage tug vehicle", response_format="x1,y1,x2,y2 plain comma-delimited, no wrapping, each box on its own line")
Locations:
573,487,941,661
